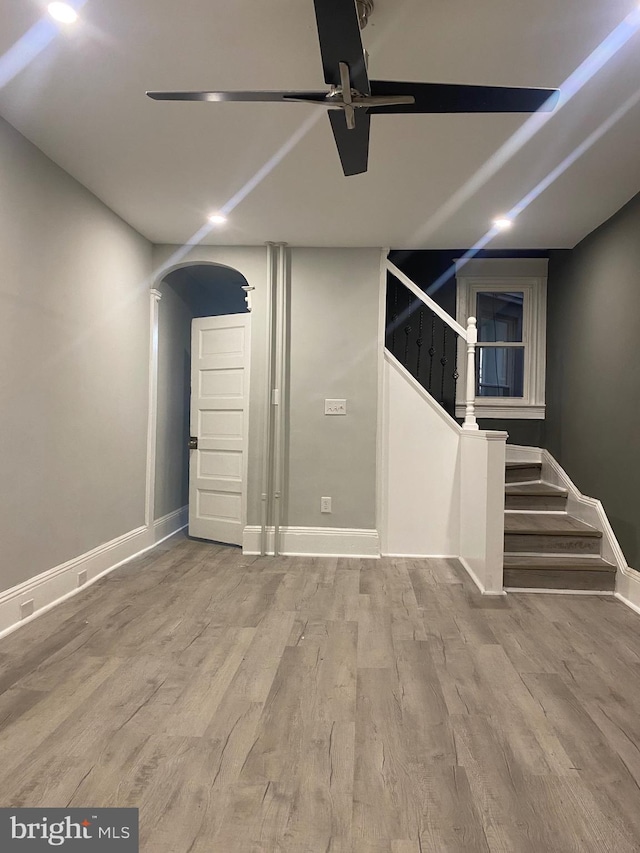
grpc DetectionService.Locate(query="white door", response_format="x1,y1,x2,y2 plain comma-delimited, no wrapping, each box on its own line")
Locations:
189,314,250,545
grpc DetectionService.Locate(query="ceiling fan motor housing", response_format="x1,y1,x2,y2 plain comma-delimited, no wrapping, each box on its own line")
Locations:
356,0,374,29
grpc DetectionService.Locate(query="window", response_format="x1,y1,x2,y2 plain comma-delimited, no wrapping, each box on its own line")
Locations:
455,259,547,419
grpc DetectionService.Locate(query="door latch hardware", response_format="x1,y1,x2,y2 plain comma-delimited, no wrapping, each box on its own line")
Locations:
188,436,198,450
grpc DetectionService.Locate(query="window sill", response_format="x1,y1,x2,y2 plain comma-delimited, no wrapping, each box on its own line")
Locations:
455,404,545,420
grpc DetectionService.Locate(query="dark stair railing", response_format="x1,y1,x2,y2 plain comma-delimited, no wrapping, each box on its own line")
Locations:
385,260,478,428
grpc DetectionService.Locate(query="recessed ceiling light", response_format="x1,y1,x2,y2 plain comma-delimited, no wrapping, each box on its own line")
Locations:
492,217,513,230
207,213,227,225
47,2,78,23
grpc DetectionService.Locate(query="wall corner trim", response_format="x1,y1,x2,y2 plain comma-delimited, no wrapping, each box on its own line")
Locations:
0,507,188,642
243,526,380,558
459,558,507,596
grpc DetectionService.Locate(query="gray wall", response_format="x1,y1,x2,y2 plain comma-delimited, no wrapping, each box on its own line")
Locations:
545,195,640,567
285,248,381,528
0,116,152,592
152,245,382,532
154,281,192,519
476,418,543,446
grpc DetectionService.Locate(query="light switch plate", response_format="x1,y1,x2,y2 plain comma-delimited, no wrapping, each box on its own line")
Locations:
325,399,347,415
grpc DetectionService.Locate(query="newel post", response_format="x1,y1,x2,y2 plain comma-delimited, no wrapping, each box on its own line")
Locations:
463,316,479,430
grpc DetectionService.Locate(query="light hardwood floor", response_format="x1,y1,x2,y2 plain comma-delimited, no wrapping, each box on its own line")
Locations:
1,533,640,851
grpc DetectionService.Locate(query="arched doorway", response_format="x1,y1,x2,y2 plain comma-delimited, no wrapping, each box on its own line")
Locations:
154,262,251,546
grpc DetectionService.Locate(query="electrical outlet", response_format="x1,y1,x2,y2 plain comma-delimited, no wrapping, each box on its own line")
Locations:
324,399,347,415
321,496,332,513
77,570,88,588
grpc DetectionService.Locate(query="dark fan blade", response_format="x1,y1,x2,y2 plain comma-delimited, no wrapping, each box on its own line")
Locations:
146,90,329,103
367,81,560,114
312,0,369,93
328,110,370,176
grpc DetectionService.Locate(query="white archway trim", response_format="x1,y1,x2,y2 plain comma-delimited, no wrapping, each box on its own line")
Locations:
145,288,162,528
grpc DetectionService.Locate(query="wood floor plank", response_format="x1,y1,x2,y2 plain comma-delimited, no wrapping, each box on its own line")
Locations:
357,594,394,668
522,672,640,845
470,644,574,775
1,534,640,851
450,713,548,852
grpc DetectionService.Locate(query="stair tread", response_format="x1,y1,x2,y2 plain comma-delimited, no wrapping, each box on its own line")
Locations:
503,555,616,572
505,482,568,497
504,513,602,536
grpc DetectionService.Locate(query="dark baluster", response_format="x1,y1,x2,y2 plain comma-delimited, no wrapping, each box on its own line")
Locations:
440,324,448,403
453,337,459,393
391,278,399,350
416,308,424,378
428,314,435,392
403,325,412,366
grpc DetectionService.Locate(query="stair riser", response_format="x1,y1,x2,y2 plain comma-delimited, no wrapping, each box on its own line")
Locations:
505,495,568,511
504,569,615,591
504,533,601,554
505,465,542,484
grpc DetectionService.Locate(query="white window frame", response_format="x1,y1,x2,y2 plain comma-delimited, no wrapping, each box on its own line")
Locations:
455,258,547,419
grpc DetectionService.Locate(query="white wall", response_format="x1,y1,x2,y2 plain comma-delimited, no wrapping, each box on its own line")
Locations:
382,351,506,593
382,354,461,555
459,431,507,595
0,116,153,593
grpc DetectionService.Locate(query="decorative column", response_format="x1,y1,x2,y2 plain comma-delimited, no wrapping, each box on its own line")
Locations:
463,316,479,430
145,289,162,529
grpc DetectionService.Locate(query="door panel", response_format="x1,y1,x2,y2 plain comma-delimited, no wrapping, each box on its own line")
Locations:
189,314,250,545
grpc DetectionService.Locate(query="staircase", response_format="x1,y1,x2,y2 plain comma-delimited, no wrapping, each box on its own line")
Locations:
503,462,616,591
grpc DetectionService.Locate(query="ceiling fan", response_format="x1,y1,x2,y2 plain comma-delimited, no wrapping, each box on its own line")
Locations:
147,0,560,177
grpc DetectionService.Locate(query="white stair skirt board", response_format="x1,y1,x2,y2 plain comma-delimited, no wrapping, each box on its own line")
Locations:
507,445,640,611
0,506,188,641
243,526,380,558
505,444,543,464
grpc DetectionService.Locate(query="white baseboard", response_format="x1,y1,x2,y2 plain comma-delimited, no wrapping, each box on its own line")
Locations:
382,552,457,558
614,570,640,615
243,526,380,558
0,506,188,641
506,588,614,596
154,505,188,540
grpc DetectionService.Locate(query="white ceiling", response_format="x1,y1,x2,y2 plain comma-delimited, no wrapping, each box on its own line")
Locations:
1,0,640,248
